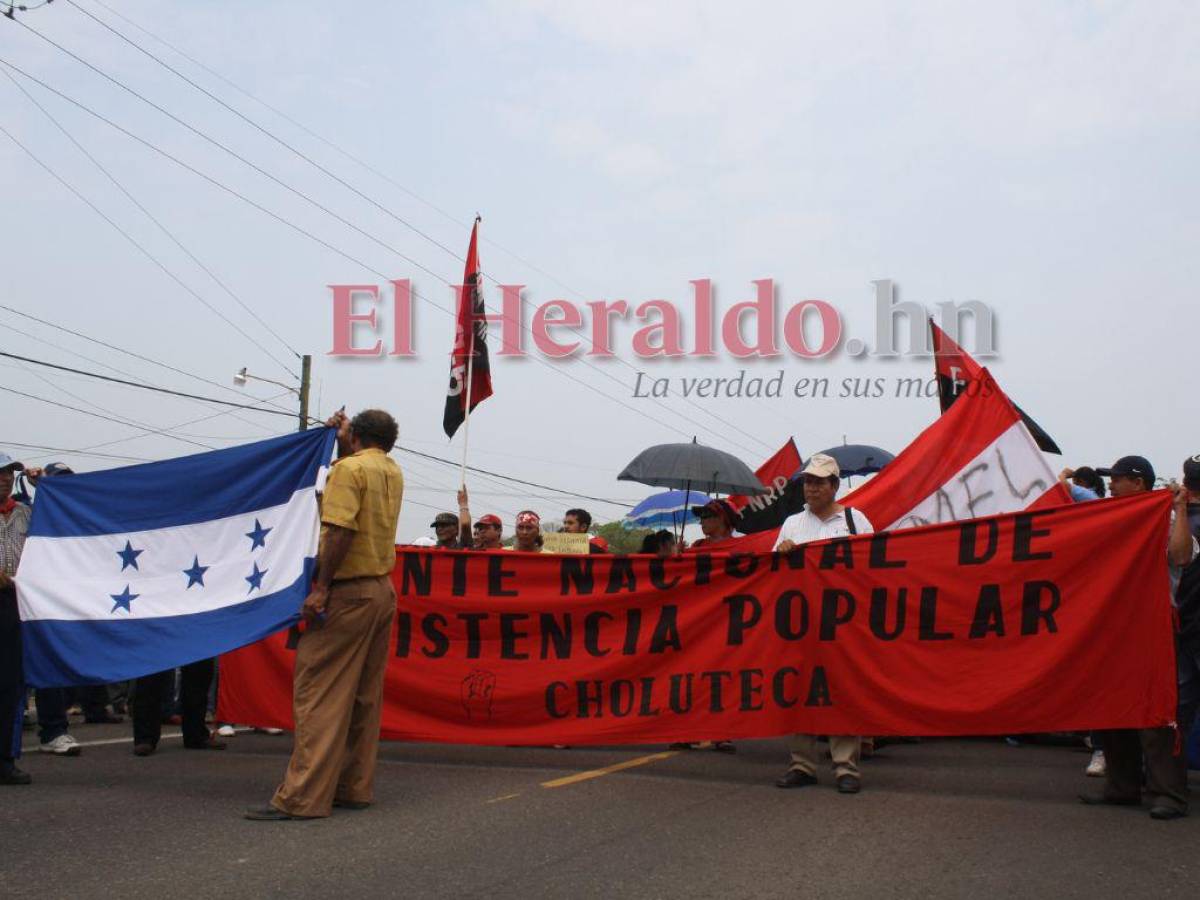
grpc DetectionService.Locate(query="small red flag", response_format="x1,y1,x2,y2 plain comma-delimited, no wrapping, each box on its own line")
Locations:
443,219,493,438
930,319,1060,454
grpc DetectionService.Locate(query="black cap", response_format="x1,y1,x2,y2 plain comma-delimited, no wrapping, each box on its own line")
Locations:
44,462,75,477
1096,455,1156,486
1183,454,1200,488
430,512,458,528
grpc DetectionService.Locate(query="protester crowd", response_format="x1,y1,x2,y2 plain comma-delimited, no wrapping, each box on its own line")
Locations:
2,422,1199,823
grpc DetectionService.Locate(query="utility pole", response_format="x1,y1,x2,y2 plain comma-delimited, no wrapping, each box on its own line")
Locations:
298,354,312,431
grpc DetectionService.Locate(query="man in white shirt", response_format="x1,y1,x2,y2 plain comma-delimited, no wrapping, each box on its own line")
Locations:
772,453,873,794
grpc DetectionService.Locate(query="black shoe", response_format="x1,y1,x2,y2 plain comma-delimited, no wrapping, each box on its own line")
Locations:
333,798,370,810
1149,806,1187,820
775,770,818,789
132,743,155,757
668,742,696,751
184,737,227,751
1078,792,1140,806
836,775,862,794
712,741,736,754
244,805,307,821
0,763,32,785
84,713,124,724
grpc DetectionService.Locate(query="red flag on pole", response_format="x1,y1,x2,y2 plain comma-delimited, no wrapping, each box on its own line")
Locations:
727,438,805,533
844,367,1070,531
931,319,1060,454
443,218,493,438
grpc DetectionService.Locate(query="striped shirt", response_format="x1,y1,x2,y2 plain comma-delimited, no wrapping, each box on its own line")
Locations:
0,502,32,576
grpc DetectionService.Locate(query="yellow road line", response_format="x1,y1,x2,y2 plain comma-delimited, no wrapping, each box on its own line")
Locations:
485,793,521,804
540,751,678,789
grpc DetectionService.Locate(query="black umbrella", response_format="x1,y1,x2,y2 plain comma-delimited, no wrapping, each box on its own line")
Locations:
617,438,767,496
817,444,895,478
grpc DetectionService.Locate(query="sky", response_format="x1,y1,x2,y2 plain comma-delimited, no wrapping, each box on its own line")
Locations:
1,0,1197,540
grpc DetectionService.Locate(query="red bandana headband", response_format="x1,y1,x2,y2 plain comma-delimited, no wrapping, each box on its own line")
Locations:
516,511,540,527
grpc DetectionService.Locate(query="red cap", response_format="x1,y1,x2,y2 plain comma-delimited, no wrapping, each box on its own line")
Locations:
476,514,502,527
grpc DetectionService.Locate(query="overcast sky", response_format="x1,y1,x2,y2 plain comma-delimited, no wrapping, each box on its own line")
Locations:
2,0,1197,540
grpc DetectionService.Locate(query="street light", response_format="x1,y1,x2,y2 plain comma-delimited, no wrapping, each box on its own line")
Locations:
233,355,312,431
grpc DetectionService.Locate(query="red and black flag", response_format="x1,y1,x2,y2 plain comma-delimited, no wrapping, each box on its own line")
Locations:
930,319,1060,454
728,438,806,534
443,219,493,438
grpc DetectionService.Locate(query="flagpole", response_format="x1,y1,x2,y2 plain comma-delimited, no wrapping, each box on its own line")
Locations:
458,215,481,489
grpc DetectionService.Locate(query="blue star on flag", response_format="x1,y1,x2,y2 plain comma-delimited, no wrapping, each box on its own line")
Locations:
183,556,209,589
245,562,268,593
116,540,144,571
110,585,139,614
245,519,272,551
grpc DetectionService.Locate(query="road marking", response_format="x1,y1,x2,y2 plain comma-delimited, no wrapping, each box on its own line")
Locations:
540,751,677,789
24,726,254,750
485,792,521,804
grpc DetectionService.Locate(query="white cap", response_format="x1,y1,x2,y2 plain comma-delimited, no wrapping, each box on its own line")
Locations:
801,453,840,479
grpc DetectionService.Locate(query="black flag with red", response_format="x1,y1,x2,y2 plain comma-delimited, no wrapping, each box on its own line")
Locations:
728,438,806,534
443,219,493,438
930,319,1060,454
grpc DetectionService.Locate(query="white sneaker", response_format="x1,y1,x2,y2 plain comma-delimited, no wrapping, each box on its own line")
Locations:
216,724,236,737
39,734,82,756
1085,750,1106,777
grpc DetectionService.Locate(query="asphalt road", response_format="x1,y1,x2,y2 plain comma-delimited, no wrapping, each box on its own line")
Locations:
4,722,1199,899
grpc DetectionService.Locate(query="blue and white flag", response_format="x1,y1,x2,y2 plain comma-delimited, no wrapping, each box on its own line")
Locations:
16,428,336,687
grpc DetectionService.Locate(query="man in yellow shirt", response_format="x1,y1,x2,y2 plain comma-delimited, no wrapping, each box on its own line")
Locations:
247,409,403,820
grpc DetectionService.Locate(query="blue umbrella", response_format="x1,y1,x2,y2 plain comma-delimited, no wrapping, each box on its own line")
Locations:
817,444,895,478
623,489,713,530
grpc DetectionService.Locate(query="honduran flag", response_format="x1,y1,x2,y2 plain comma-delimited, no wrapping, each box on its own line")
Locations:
15,428,335,688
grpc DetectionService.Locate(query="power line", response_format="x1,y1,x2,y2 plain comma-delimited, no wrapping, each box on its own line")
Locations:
65,0,467,269
0,350,300,416
0,384,215,449
0,119,297,378
7,352,223,449
0,315,279,434
2,23,773,459
0,59,703,450
3,441,152,463
0,303,293,416
42,389,298,458
66,0,777,456
9,16,454,288
3,65,300,369
397,445,633,508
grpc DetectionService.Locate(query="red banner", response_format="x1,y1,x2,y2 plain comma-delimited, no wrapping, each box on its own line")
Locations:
219,492,1177,744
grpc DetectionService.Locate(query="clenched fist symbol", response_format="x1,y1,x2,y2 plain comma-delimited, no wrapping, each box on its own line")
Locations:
461,669,496,722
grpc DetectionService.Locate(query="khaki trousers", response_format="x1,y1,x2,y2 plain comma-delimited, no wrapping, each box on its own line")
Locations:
789,734,861,780
272,575,395,817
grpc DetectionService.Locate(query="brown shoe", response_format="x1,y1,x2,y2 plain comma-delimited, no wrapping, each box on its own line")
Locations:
132,743,155,757
333,798,371,810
